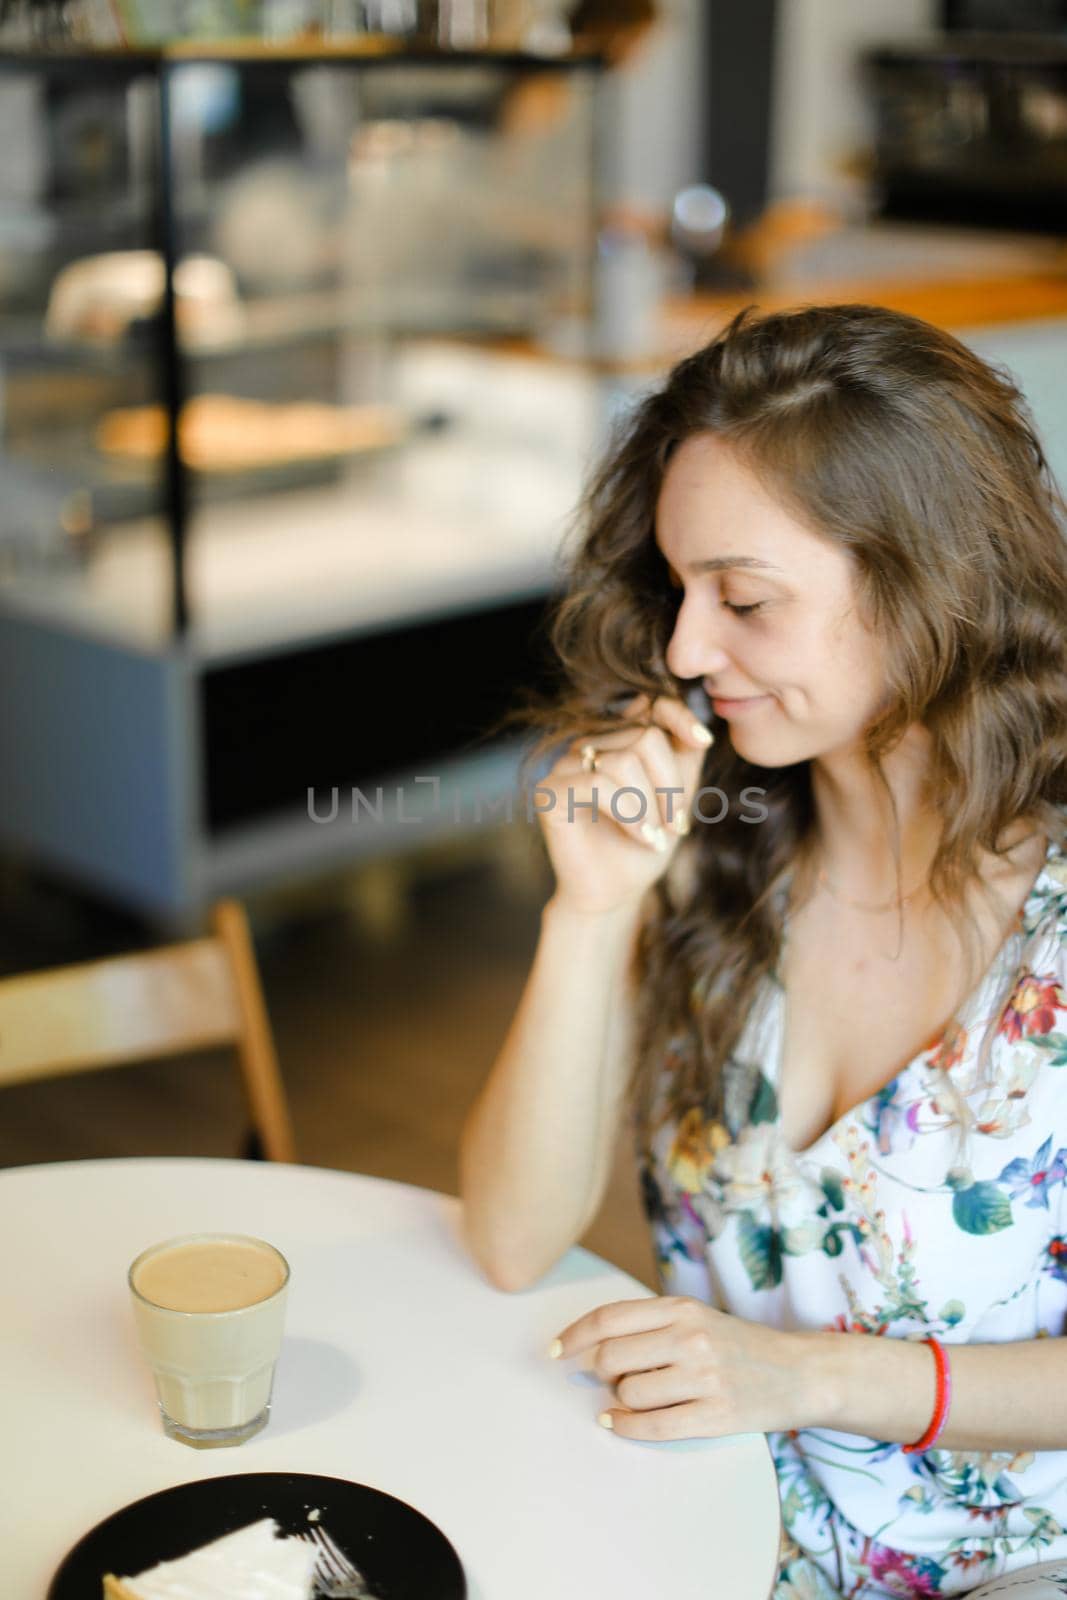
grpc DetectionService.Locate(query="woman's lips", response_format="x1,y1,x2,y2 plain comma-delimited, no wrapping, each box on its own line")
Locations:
711,694,773,717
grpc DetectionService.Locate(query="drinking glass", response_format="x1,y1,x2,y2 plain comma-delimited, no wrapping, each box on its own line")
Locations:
127,1232,290,1448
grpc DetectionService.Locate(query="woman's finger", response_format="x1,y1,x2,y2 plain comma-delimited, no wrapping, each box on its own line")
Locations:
589,1325,682,1381
539,770,672,855
595,692,715,757
564,702,713,834
615,1365,707,1413
647,693,716,754
592,741,687,836
597,1398,720,1442
615,726,704,835
583,764,671,852
552,1296,682,1359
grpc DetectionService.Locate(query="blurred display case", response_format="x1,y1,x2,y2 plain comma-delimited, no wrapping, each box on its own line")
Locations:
863,32,1067,231
0,43,606,921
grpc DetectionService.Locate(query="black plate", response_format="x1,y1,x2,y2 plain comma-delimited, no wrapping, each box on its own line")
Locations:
48,1472,467,1599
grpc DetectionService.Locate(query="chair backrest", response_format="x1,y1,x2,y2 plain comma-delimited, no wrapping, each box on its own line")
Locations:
0,899,296,1162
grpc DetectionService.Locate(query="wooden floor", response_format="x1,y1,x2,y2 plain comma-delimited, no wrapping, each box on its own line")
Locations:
0,832,659,1290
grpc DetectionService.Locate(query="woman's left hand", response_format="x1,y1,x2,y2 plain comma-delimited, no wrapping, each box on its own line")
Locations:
550,1295,817,1441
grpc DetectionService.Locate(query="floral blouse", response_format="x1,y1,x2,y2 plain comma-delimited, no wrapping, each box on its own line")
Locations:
638,827,1067,1599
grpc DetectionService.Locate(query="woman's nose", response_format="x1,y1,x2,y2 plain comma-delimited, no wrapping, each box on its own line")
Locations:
665,596,731,681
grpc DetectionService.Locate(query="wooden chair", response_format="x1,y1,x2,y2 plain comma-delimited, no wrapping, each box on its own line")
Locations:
0,899,297,1162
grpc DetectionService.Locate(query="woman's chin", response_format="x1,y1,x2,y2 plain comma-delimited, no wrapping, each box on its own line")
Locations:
721,715,805,769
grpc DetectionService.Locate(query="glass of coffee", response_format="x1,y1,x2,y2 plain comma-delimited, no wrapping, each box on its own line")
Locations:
127,1232,290,1448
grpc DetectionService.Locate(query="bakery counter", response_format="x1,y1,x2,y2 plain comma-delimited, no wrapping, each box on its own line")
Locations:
0,339,608,655
0,340,616,923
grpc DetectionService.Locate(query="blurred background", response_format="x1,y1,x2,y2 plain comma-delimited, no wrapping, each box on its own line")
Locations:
3,0,1067,1288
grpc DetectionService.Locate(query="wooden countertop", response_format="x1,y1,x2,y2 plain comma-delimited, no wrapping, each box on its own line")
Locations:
472,262,1067,379
657,207,1067,370
660,270,1067,357
500,207,1067,376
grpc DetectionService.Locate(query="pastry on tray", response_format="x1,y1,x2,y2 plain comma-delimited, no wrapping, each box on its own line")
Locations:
45,251,245,348
95,393,408,472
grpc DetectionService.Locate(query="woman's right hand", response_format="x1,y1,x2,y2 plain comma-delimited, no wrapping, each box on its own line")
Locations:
535,694,714,915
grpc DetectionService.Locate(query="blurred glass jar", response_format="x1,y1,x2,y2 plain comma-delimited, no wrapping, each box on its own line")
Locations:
415,1,578,52
593,216,668,362
0,0,123,46
0,0,589,47
422,0,491,48
356,0,419,37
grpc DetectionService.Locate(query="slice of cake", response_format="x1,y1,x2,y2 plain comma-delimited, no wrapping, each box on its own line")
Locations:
102,1516,315,1598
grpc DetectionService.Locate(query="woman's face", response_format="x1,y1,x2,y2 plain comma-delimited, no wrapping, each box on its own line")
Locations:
655,432,891,768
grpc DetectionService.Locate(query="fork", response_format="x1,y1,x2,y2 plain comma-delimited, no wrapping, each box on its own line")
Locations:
296,1522,377,1599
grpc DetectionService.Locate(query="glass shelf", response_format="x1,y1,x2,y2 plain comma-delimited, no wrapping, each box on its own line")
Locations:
0,48,600,637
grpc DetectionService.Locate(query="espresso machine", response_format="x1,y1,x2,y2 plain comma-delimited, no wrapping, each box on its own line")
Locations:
863,1,1067,232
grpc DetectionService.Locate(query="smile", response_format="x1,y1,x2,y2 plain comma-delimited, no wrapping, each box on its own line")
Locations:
711,695,774,717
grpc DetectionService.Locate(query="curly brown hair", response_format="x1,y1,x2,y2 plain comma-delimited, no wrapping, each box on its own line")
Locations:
517,302,1067,1154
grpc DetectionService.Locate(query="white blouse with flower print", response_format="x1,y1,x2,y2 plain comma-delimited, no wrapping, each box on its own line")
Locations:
637,827,1067,1600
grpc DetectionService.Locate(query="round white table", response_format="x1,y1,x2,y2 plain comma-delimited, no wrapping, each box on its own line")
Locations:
0,1157,780,1598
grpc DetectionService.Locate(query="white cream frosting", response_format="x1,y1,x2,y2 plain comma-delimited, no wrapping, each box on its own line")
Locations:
116,1517,315,1599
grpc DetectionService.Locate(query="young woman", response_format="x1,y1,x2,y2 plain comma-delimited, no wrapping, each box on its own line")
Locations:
459,303,1067,1599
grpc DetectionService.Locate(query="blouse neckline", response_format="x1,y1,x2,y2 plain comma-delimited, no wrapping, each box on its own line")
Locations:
770,828,1065,1161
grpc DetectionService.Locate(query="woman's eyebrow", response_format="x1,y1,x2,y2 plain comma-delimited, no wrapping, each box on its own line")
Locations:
682,555,784,573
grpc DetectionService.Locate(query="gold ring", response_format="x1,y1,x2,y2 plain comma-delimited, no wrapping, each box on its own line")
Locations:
580,743,599,773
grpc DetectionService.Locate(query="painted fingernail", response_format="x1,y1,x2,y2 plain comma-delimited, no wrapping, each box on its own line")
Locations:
639,821,669,853
548,1338,563,1360
673,809,691,837
691,722,714,746
598,1412,615,1430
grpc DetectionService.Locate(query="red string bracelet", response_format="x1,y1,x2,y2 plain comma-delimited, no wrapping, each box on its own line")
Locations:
902,1337,952,1454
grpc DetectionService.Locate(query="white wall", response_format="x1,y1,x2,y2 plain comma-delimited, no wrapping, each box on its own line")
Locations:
599,0,940,217
596,0,707,213
768,0,937,207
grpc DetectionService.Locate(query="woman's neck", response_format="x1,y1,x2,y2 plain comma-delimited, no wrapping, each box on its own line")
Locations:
807,725,941,902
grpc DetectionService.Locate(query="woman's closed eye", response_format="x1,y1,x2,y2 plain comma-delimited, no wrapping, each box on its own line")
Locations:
664,569,765,618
